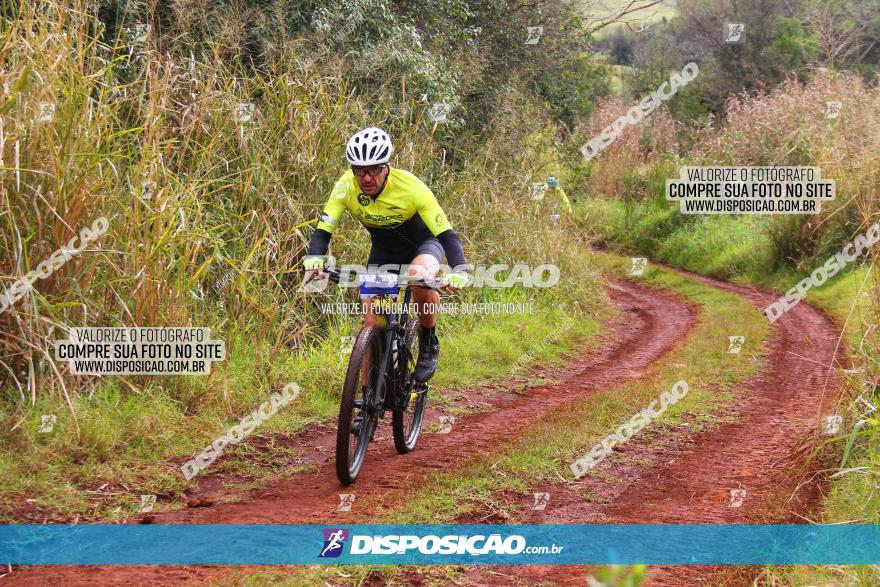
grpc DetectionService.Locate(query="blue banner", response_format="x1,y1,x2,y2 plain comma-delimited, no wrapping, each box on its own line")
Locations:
1,524,877,565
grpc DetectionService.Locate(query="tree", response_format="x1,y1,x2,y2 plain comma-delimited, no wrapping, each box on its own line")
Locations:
806,0,880,69
761,17,819,81
672,0,820,112
610,26,634,65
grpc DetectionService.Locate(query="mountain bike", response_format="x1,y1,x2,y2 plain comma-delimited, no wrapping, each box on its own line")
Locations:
325,267,444,485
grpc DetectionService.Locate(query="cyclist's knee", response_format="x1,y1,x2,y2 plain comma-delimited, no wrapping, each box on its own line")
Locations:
407,254,439,279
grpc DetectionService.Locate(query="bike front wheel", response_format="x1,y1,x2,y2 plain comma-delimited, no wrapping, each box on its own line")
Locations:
336,325,383,485
392,319,427,454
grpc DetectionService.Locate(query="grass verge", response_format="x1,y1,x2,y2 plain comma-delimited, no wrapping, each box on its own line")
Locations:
0,284,604,522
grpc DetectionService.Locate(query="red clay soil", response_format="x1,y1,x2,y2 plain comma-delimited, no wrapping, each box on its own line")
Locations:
3,269,845,586
465,269,845,586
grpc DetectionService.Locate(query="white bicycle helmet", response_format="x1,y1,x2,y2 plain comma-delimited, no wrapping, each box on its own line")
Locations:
345,127,393,165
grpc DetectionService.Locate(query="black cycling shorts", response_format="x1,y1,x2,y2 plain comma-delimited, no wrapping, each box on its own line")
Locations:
366,237,444,274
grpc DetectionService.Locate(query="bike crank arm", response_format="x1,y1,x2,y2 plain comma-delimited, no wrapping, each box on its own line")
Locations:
398,382,428,410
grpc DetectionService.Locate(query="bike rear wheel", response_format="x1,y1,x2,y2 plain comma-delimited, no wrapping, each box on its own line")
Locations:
336,325,383,485
392,319,427,454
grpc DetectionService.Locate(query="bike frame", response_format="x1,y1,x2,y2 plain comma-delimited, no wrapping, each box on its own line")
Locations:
370,285,413,413
327,269,440,414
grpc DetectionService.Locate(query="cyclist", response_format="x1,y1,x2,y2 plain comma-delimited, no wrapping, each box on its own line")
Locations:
303,127,468,383
545,177,572,220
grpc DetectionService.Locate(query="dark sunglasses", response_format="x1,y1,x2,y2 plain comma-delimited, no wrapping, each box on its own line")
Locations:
351,164,388,178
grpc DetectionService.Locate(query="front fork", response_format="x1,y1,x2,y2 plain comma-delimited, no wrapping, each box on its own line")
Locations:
379,323,404,415
361,319,428,434
370,318,400,421
378,321,424,414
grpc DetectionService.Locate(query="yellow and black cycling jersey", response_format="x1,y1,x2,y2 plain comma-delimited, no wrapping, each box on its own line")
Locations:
315,167,458,260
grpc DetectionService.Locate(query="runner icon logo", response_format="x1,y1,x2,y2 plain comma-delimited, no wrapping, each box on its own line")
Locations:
235,103,255,123
532,492,550,510
140,180,155,201
429,102,451,123
438,415,455,433
139,494,156,513
337,493,355,512
340,336,355,354
826,100,842,119
529,182,545,201
727,336,745,353
38,102,56,123
724,23,745,43
629,257,647,276
319,528,349,558
728,488,747,508
525,26,543,44
822,415,842,435
299,270,330,293
38,415,57,433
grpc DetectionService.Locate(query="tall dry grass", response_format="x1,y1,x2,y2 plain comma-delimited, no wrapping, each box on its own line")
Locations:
579,68,878,291
0,0,601,427
570,94,681,202
579,67,880,555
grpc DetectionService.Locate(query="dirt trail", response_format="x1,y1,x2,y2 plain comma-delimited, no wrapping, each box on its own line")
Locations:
466,269,844,586
4,268,844,587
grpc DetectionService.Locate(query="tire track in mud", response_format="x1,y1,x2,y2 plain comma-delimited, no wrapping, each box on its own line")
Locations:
6,278,697,586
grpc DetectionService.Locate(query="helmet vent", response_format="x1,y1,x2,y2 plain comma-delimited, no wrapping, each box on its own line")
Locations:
346,126,393,165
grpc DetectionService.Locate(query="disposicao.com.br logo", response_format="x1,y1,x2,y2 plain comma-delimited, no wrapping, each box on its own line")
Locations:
318,529,563,557
319,528,349,558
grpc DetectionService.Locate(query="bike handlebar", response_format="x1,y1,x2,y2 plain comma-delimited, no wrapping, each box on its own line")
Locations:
323,267,445,291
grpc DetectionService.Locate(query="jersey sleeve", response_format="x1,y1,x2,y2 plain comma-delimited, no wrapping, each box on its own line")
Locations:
316,173,352,234
413,180,452,236
557,188,572,213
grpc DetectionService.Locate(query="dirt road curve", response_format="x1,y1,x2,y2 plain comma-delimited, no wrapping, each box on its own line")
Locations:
483,269,844,586
5,269,844,586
